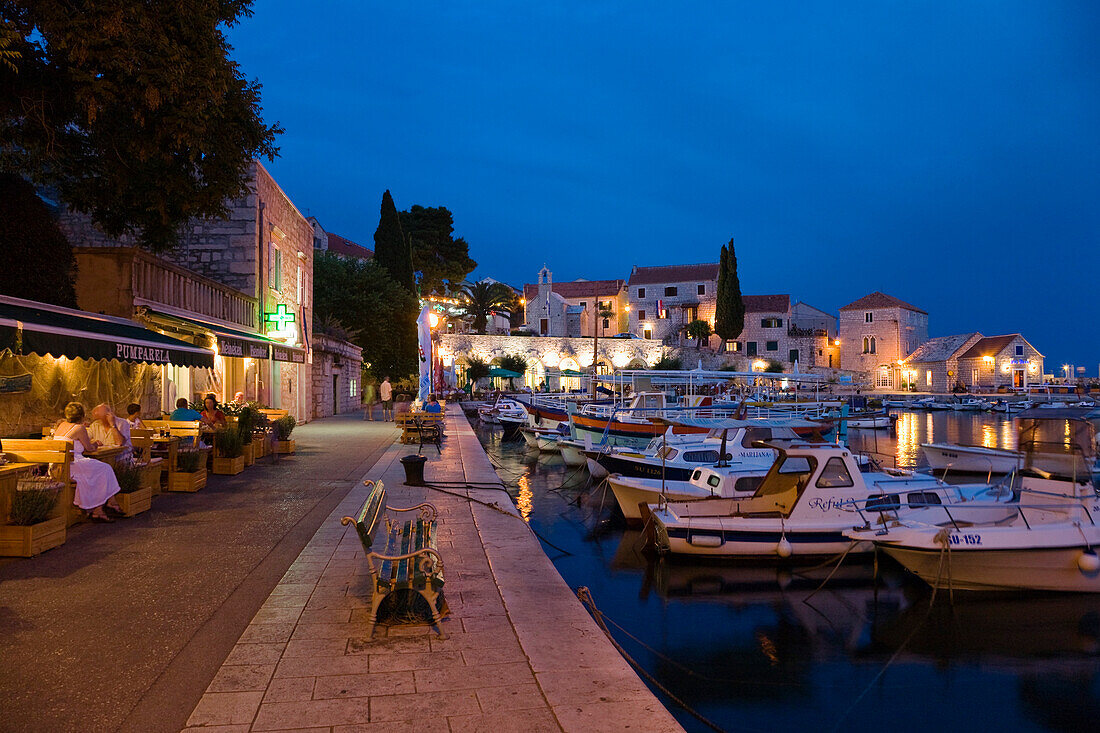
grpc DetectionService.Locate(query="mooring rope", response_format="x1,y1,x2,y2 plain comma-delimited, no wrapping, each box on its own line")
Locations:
577,586,736,733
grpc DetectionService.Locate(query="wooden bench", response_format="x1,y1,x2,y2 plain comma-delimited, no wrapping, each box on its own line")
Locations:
396,412,444,451
341,480,448,638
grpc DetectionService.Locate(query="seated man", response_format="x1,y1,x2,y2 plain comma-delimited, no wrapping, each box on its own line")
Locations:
169,397,203,422
125,403,146,430
89,403,132,460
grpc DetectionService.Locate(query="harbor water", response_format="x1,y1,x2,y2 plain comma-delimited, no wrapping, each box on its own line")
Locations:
475,410,1100,733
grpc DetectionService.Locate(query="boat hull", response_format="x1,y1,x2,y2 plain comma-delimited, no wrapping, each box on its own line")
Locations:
882,544,1100,592
655,519,870,558
593,452,695,483
921,443,1023,474
559,441,587,467
608,476,726,523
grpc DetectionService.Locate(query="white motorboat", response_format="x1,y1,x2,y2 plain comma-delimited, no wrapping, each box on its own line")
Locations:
922,406,1100,479
558,439,588,467
990,400,1031,413
645,442,1004,557
847,475,1100,592
846,414,895,430
926,401,953,411
883,399,912,408
477,398,527,426
911,397,937,410
583,420,810,484
520,426,567,452
952,399,991,412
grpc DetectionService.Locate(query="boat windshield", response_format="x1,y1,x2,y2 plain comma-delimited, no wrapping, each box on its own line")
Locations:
741,428,772,448
752,454,817,515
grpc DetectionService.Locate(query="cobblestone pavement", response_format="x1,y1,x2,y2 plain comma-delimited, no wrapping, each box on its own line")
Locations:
184,406,683,732
0,413,397,733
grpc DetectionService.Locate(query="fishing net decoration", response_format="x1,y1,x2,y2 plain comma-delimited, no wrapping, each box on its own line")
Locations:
0,350,166,437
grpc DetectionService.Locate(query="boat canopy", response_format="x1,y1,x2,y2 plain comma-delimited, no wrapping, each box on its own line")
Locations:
649,416,824,430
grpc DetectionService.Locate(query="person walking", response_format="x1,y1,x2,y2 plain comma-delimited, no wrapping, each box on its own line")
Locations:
379,376,394,421
362,380,378,420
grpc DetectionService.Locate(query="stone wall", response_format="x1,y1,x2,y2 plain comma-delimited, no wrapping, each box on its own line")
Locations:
437,333,663,387
839,306,929,385
311,335,364,419
958,338,1043,390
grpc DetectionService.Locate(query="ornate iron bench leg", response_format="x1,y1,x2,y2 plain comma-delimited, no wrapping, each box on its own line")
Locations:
367,587,386,639
420,588,448,639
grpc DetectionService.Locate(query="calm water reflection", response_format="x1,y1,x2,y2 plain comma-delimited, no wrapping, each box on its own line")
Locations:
476,414,1100,733
848,409,1019,470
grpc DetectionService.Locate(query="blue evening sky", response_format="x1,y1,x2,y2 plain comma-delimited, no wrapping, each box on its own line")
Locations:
227,2,1100,374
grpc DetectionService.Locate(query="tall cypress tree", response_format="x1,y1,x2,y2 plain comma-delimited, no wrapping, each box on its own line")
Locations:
714,238,745,342
373,190,415,293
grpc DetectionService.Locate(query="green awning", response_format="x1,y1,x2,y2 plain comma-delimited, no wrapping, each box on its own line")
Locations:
489,367,522,378
0,296,214,368
561,369,585,377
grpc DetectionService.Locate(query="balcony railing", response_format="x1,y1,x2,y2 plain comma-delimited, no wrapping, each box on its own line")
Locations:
788,327,828,338
132,253,257,328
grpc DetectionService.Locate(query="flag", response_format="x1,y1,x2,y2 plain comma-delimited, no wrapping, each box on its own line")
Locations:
416,304,432,403
657,299,664,318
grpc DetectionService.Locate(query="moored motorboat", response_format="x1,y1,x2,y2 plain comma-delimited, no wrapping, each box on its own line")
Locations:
846,414,895,430
644,442,1001,558
520,426,567,452
847,474,1100,592
558,439,588,467
952,399,991,412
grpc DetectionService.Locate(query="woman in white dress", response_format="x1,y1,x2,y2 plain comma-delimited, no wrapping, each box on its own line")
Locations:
54,402,123,522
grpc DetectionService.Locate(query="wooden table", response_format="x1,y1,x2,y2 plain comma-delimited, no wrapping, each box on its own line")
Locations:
84,445,125,467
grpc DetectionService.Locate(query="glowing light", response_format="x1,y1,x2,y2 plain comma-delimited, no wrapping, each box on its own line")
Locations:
982,355,994,363
752,360,767,371
833,339,840,346
624,304,631,312
428,312,440,328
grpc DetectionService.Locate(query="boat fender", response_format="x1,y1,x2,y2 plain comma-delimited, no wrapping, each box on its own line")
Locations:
1078,549,1100,574
776,536,793,559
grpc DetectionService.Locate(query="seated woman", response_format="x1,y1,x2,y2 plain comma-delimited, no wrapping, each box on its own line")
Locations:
423,394,443,413
53,402,124,522
200,394,228,430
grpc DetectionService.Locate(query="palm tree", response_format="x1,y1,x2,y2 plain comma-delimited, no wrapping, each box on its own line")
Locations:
459,281,513,334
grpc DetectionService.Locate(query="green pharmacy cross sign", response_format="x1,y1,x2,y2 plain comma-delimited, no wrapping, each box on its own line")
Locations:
265,303,296,339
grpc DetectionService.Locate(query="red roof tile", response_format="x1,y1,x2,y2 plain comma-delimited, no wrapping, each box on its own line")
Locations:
742,294,790,313
326,231,373,260
959,334,1030,359
522,279,624,301
627,263,720,286
839,291,926,314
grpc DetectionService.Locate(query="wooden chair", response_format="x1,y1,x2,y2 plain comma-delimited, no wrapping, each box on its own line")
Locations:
1,439,77,526
129,428,165,492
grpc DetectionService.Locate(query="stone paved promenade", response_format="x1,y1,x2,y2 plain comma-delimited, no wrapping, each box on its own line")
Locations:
0,415,396,733
184,406,683,732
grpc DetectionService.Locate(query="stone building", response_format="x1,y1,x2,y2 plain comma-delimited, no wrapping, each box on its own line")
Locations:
625,263,718,344
956,334,1044,391
523,268,626,338
437,333,662,392
838,292,929,389
309,217,374,260
899,333,983,393
311,334,364,418
59,160,321,420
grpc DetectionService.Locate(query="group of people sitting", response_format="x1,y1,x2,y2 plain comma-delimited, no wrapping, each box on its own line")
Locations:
48,394,236,523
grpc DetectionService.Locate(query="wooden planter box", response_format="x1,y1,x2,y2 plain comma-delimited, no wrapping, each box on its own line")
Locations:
243,442,255,466
138,462,163,493
0,515,66,557
212,455,245,475
168,467,207,492
275,440,296,455
252,438,267,458
115,486,153,517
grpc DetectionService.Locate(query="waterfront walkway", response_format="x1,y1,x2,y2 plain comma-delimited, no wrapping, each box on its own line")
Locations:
184,406,683,732
0,415,396,733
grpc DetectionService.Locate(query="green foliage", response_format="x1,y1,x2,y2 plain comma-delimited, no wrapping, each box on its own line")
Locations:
718,364,742,372
373,191,415,293
465,356,490,386
652,355,683,370
8,480,60,525
715,240,745,341
313,251,418,380
0,173,78,307
400,205,477,296
214,427,244,459
113,461,143,494
497,354,529,375
273,415,297,441
764,359,784,373
686,319,712,349
233,406,258,444
459,281,513,334
176,449,203,473
0,2,281,251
